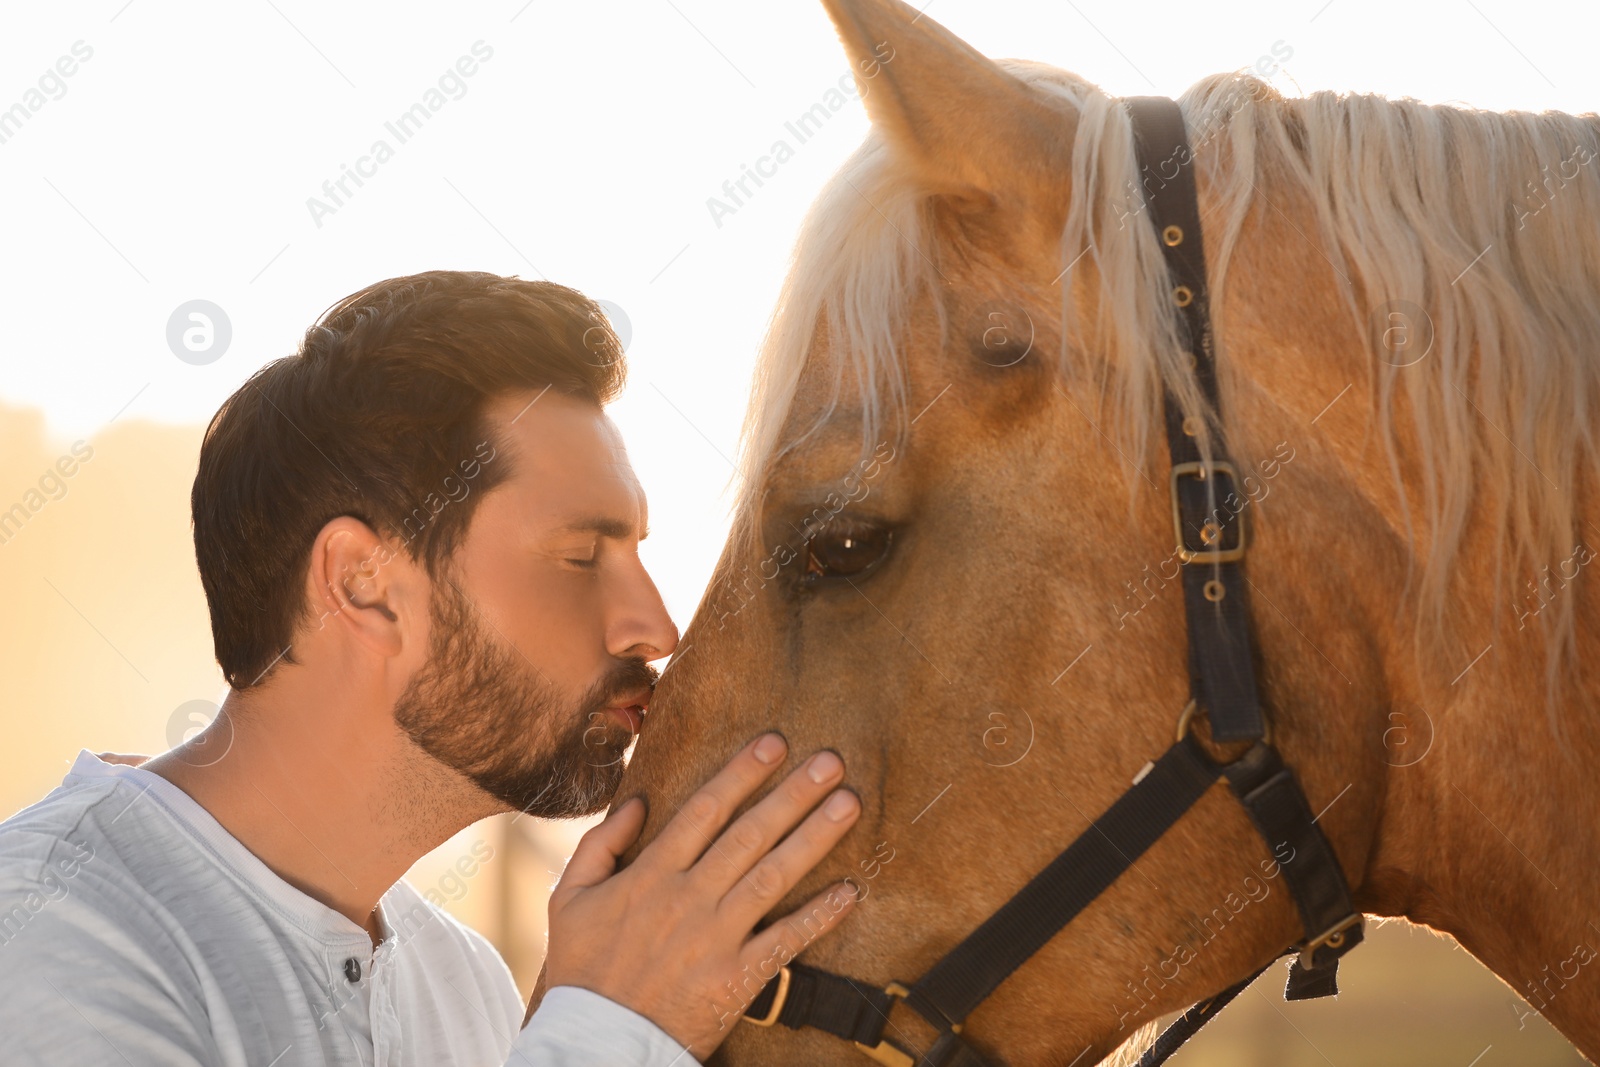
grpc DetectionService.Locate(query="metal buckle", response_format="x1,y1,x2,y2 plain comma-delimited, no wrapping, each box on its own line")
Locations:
851,981,917,1067
1170,460,1247,564
1298,913,1363,970
742,965,791,1027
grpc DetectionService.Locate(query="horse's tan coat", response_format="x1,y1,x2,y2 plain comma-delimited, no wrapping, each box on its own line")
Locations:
618,1,1600,1061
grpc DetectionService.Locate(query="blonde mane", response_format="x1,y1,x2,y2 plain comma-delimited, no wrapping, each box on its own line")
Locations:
733,63,1600,695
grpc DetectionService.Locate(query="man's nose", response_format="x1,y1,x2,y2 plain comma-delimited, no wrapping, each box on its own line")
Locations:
608,566,679,662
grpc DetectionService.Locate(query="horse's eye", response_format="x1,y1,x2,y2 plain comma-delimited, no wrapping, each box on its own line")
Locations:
803,524,894,582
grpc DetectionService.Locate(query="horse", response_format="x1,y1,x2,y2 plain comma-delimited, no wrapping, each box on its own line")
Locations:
616,0,1600,1062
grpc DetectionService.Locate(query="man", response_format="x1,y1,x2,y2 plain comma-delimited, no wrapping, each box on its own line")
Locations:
0,271,861,1064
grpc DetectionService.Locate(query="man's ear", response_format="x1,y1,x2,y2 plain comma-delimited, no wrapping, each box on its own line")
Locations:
306,517,416,659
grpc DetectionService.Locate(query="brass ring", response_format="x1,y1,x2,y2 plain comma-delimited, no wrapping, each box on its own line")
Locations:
1175,699,1201,743
1173,285,1194,307
852,982,918,1066
1200,520,1222,546
1162,224,1184,246
1181,415,1201,436
1175,698,1273,745
743,966,791,1027
1299,914,1363,968
1204,579,1226,602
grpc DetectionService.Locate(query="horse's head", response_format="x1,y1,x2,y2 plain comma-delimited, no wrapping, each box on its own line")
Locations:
619,0,1401,1061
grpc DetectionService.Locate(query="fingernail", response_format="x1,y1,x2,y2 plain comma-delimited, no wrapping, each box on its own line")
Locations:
753,733,786,764
823,790,858,821
807,751,843,783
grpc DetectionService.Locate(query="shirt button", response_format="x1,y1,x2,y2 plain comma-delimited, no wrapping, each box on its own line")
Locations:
344,957,362,983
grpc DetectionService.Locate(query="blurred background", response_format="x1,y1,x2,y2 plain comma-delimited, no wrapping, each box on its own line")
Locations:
1,0,1592,1062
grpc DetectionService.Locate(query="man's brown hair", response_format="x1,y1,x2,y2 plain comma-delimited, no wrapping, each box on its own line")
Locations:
193,270,626,690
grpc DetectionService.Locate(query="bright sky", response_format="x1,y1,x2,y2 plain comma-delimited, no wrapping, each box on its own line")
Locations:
2,0,1594,624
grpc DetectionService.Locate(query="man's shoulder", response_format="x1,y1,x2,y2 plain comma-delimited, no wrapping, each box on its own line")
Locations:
0,774,217,1064
0,770,123,885
0,764,211,972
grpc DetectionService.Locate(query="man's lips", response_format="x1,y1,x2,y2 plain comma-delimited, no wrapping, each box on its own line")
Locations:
598,689,652,734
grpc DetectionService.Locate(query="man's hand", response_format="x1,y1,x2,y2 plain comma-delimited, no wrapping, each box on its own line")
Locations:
95,752,152,767
541,733,861,1059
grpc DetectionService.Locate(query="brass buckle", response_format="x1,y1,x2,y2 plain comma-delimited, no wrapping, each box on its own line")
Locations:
1170,461,1247,564
851,981,917,1067
1298,913,1362,970
742,965,791,1027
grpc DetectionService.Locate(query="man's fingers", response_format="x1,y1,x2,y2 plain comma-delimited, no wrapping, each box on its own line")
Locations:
558,796,646,892
738,882,860,981
717,787,860,924
692,752,848,894
96,752,151,767
643,733,789,871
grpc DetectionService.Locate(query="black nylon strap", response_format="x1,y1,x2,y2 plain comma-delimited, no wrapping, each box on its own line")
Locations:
1133,957,1276,1067
919,1029,993,1067
1124,92,1364,1016
1219,743,1365,998
737,738,1363,1062
743,962,896,1045
738,738,1221,1065
1124,94,1266,743
903,735,1220,1030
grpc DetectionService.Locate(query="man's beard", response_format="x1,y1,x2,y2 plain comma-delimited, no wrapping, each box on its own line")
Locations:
392,574,657,818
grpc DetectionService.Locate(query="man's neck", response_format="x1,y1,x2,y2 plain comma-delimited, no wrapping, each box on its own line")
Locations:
142,672,502,942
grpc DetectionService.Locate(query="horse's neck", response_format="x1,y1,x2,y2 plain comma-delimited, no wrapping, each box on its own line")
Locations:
1373,639,1600,1050
1213,129,1600,1051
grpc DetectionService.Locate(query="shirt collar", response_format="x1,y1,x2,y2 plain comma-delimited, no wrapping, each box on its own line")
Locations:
67,749,400,951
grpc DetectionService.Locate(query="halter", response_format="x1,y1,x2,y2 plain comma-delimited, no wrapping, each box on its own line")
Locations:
738,96,1365,1067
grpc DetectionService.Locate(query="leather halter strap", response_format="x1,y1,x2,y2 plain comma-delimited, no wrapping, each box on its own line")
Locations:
1128,95,1265,744
738,96,1364,1067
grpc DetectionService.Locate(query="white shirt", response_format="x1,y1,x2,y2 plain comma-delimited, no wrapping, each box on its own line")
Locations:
0,751,694,1066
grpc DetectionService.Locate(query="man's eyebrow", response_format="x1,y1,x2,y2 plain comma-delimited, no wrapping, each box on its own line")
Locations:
558,517,649,541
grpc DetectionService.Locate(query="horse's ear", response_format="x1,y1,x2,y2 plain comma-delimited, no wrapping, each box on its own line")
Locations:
821,0,1075,212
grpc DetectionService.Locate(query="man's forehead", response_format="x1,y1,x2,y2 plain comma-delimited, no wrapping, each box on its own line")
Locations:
490,390,621,460
486,389,646,530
